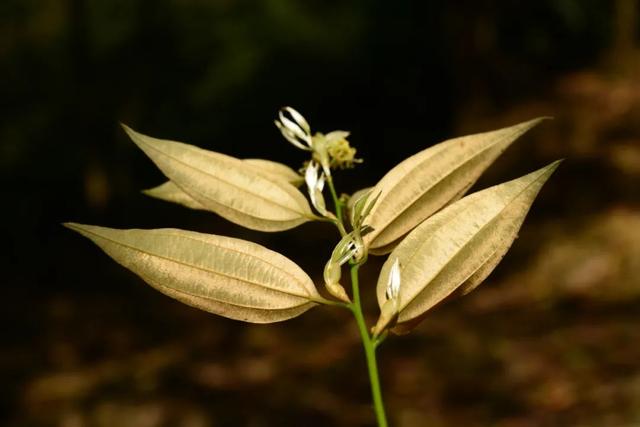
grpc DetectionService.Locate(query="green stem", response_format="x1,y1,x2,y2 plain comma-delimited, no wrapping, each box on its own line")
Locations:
349,264,389,427
323,170,388,425
326,175,344,226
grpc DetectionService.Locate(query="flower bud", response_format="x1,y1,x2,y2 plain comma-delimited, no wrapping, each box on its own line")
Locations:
372,259,402,337
323,260,351,303
304,161,329,217
349,190,381,230
371,297,399,337
385,258,401,301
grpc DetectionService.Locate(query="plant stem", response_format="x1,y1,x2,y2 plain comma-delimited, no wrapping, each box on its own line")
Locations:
326,175,344,225
325,172,388,425
349,263,389,427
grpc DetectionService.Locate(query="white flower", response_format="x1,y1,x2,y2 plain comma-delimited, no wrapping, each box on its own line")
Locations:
274,106,312,150
275,107,360,178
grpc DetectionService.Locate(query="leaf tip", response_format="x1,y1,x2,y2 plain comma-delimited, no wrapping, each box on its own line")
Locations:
119,122,134,135
120,123,147,148
519,116,551,131
62,222,81,231
140,187,156,197
501,116,551,141
542,158,563,176
519,159,563,185
62,222,94,238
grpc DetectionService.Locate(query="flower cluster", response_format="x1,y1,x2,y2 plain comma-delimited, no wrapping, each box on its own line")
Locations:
275,107,361,177
275,107,373,303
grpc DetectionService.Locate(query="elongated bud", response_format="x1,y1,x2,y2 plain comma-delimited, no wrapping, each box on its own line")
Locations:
350,190,370,228
349,190,381,230
275,107,312,150
305,161,330,217
324,259,341,284
305,161,319,189
372,259,401,337
361,191,381,225
323,260,350,303
312,185,328,216
385,258,401,301
372,297,399,337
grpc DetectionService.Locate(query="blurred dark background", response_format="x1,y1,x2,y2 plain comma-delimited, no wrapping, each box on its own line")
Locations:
2,0,640,426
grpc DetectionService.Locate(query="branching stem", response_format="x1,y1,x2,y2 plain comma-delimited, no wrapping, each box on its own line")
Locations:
325,172,389,426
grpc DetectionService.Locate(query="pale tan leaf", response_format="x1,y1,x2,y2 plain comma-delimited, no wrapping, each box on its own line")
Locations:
65,223,326,323
142,159,302,211
243,158,303,186
143,181,205,210
123,125,314,231
365,118,548,254
374,161,560,333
